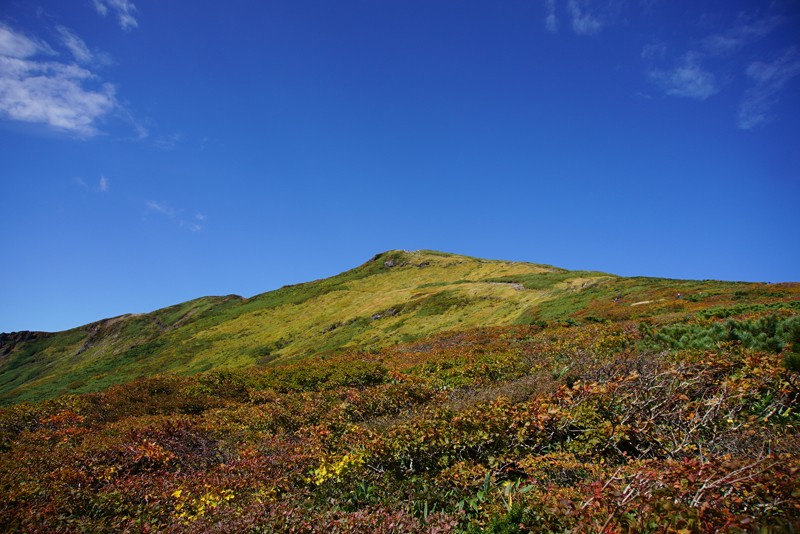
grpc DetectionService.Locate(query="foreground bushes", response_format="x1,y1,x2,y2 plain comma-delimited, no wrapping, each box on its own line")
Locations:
1,321,799,532
642,313,800,353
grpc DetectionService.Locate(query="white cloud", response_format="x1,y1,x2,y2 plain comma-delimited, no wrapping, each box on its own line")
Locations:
73,175,110,192
192,212,206,231
544,0,558,33
93,0,108,16
0,56,117,136
641,11,791,126
543,0,624,36
703,16,782,56
56,26,111,67
738,48,800,129
114,105,148,140
154,132,182,150
648,54,718,100
567,0,603,35
56,26,92,64
641,42,666,61
0,24,118,137
146,200,177,218
93,0,138,31
745,48,800,85
146,201,205,232
74,175,114,195
0,24,51,59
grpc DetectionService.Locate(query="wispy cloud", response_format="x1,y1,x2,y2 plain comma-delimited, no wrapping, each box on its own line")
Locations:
56,26,92,64
542,0,613,35
0,23,53,58
56,26,111,66
187,212,205,233
93,0,138,31
146,200,177,218
72,175,110,193
0,56,117,136
567,0,604,35
539,3,791,130
115,105,149,140
640,42,667,61
146,201,205,232
703,16,782,56
154,132,182,150
0,23,117,137
648,53,718,100
544,0,558,33
642,10,793,128
738,47,800,130
73,175,110,192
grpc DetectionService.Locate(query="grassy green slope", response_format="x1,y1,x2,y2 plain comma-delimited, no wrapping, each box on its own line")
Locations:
0,296,242,404
2,250,798,405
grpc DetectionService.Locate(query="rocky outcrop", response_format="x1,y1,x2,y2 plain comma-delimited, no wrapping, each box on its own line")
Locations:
0,331,48,359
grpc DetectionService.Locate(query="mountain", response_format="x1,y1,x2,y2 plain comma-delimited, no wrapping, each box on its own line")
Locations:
1,249,798,406
2,250,800,532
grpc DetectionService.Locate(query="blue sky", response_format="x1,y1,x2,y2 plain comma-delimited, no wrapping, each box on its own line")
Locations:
1,0,799,333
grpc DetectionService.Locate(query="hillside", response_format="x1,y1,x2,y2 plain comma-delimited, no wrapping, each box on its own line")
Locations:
2,250,799,406
1,250,800,531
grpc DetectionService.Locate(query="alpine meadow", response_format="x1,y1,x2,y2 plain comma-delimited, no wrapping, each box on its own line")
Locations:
2,250,799,532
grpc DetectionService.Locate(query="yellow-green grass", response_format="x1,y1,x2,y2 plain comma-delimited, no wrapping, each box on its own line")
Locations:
185,251,571,365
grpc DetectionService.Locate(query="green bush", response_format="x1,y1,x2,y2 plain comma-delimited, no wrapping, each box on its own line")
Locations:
645,315,800,353
783,326,800,373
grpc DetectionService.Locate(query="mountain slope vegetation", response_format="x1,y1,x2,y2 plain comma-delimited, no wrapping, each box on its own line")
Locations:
1,250,799,532
4,250,799,406
3,249,605,404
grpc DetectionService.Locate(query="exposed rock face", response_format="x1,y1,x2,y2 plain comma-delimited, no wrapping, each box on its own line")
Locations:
0,331,48,359
384,259,430,269
371,308,398,320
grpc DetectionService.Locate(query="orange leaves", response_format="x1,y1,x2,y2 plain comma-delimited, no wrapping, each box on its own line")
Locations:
130,439,176,468
1,320,799,531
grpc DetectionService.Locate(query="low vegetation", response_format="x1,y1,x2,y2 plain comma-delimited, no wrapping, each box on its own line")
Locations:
1,251,798,531
0,322,798,528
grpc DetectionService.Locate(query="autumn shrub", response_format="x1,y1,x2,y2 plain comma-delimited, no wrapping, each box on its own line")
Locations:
252,357,389,393
194,369,250,400
2,320,799,532
97,375,222,420
188,501,462,533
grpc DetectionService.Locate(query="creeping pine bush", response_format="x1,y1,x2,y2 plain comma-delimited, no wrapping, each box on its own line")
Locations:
643,314,800,353
785,332,800,373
